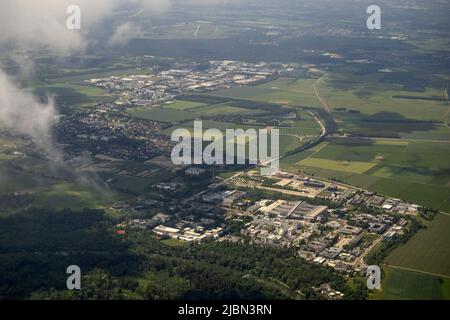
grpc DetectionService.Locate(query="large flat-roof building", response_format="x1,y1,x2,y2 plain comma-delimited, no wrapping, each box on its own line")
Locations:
304,205,329,222
154,225,180,237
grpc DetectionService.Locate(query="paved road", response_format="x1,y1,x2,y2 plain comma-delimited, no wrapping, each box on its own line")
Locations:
354,236,383,269
281,133,305,142
330,135,450,144
381,263,450,279
313,73,331,113
256,185,316,198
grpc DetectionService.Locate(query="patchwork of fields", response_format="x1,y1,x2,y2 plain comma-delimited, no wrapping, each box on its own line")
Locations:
282,139,450,212
320,78,449,122
210,76,450,119
0,134,171,212
201,76,450,298
32,182,124,211
29,81,115,110
208,76,450,140
210,77,321,107
130,99,322,157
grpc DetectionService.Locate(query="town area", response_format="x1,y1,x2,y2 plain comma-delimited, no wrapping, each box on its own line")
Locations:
114,167,422,279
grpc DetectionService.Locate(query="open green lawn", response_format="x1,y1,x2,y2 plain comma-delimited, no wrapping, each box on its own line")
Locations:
386,214,450,277
371,265,450,300
161,239,188,247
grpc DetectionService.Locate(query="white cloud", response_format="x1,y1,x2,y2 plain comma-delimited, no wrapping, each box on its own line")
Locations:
0,0,170,54
0,69,59,156
0,0,246,158
0,0,246,53
108,22,143,46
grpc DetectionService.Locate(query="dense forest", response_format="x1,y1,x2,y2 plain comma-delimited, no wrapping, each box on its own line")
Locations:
0,208,366,300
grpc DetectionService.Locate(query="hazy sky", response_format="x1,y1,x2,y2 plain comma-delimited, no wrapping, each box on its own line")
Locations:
0,0,245,153
0,0,245,53
0,0,154,53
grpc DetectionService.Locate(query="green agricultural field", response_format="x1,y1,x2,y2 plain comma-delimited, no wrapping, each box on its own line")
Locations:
319,74,449,122
210,77,321,108
47,67,150,83
0,154,20,161
163,99,270,116
146,21,233,40
207,73,450,143
163,100,206,110
33,182,124,210
283,139,450,212
279,112,323,137
158,120,267,137
29,82,114,108
159,109,320,137
333,112,450,139
0,151,63,194
193,103,264,116
298,158,377,174
256,78,323,107
0,168,56,194
209,86,277,100
128,108,198,123
164,128,304,157
278,135,304,156
161,115,316,157
102,169,173,195
371,265,450,300
0,138,21,161
386,214,450,277
281,151,316,169
208,75,449,124
208,75,449,140
400,124,450,141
